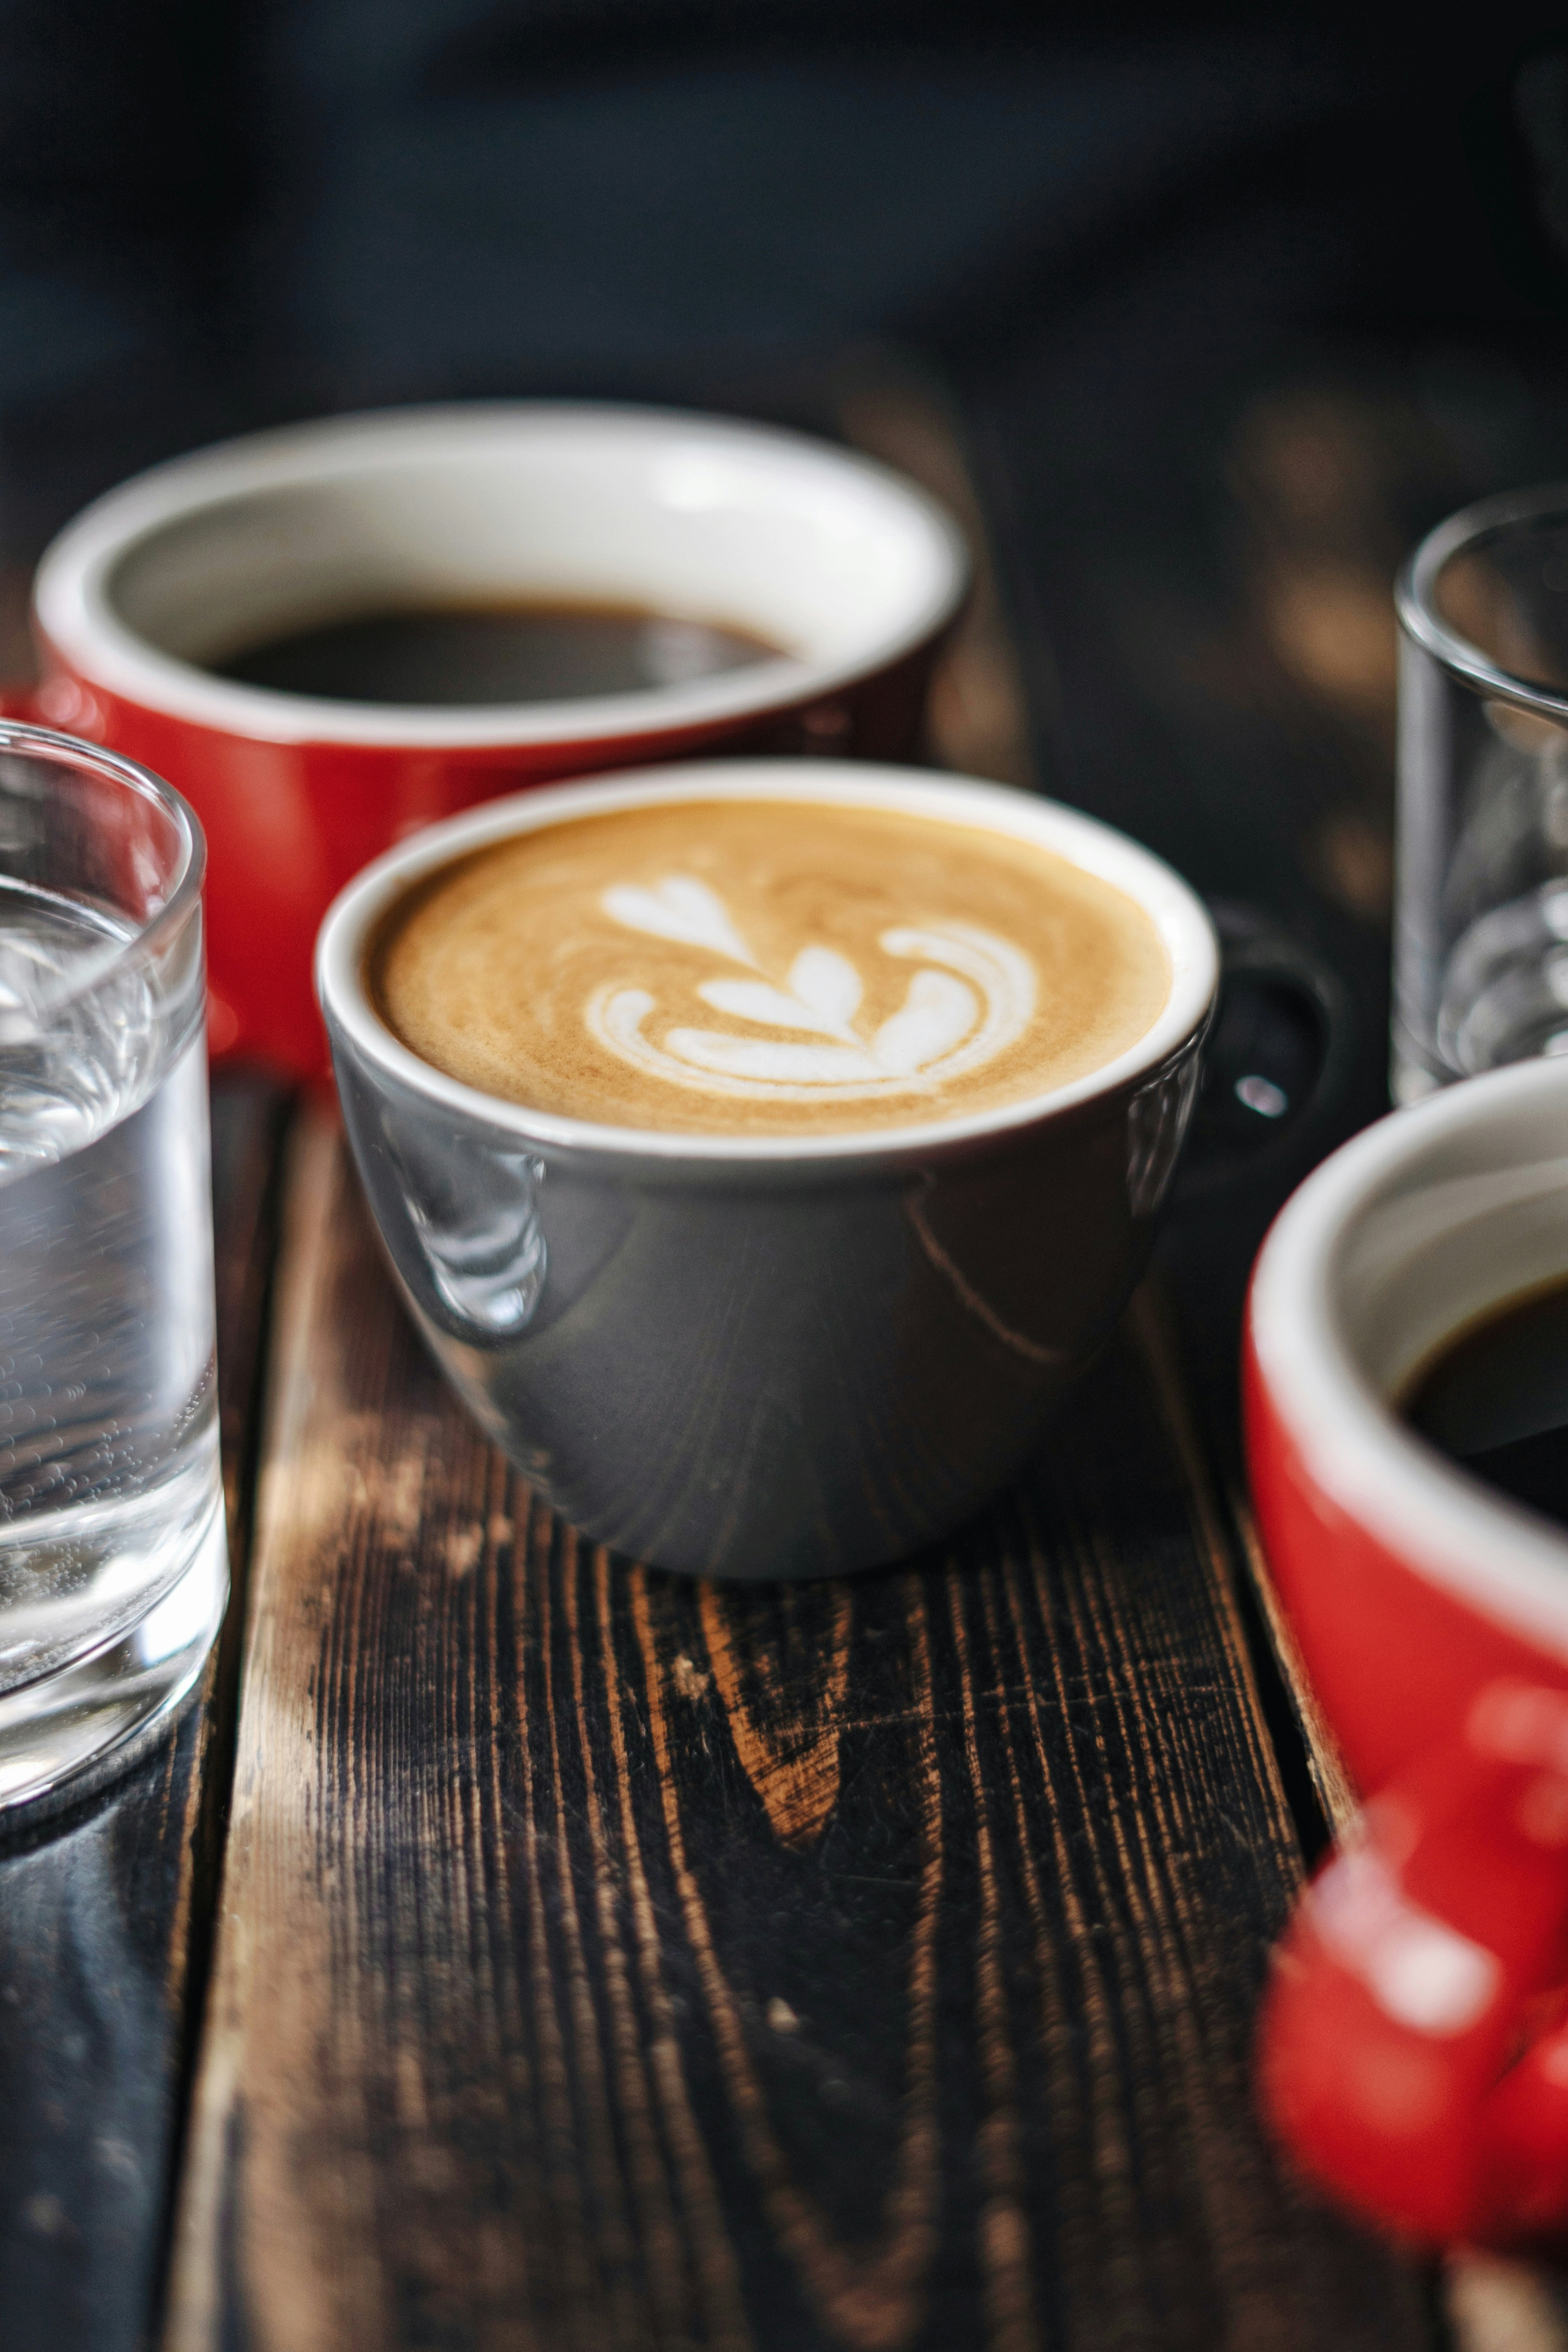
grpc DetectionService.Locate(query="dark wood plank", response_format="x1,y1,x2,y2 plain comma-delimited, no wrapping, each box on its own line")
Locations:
934,336,1568,2346
0,1070,292,2352
164,1112,1433,2351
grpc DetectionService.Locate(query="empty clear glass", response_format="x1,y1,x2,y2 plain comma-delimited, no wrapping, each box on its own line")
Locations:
1396,486,1568,1100
0,723,226,1812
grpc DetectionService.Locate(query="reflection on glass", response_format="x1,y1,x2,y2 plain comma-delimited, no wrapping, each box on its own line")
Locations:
1396,493,1568,1097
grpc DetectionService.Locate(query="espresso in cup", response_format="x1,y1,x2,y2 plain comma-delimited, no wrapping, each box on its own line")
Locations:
216,599,781,707
370,799,1171,1138
1402,1274,1568,1529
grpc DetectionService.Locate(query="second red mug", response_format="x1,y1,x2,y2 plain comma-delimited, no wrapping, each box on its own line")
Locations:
19,403,967,1076
1247,1055,1568,2249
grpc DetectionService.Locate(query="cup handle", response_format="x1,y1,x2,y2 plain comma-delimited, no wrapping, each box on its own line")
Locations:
1259,1678,1568,2246
1174,904,1359,1197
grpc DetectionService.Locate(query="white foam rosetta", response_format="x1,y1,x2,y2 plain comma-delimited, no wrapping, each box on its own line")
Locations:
588,873,1036,1101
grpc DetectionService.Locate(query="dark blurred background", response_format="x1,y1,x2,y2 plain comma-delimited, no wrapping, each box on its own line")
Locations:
5,0,1568,1430
0,4,1552,545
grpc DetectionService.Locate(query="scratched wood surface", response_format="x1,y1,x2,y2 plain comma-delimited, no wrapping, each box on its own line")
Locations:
160,1106,1434,2352
0,1072,291,2352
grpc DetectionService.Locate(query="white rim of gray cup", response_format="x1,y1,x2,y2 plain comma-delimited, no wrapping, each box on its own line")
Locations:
315,758,1221,1166
32,403,971,750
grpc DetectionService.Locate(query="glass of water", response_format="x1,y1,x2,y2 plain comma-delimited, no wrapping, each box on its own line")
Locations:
1395,484,1568,1101
0,722,225,1812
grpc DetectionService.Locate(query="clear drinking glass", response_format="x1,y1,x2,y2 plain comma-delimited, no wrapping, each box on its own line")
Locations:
1395,484,1568,1101
0,722,226,1812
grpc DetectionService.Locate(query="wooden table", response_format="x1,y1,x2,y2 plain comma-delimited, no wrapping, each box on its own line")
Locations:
4,360,1568,2352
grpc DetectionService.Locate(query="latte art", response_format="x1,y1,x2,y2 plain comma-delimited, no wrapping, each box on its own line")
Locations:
371,799,1171,1137
591,874,1034,1101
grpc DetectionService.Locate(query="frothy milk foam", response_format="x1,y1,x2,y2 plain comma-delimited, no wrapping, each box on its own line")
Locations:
371,799,1171,1137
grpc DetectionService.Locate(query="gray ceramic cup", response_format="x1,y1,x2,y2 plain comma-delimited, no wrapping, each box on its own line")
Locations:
316,759,1219,1580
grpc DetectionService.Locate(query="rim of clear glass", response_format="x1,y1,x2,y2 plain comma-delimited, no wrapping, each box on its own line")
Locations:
1397,480,1568,720
0,720,204,1018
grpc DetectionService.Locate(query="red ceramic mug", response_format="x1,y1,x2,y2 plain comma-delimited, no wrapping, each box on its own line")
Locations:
1246,1054,1568,2249
17,404,967,1076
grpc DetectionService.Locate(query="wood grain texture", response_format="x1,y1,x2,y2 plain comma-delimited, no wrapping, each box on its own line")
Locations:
164,1112,1433,2352
0,1071,292,2352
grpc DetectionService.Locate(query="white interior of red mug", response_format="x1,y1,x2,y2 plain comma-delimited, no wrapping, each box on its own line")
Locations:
33,404,968,749
1250,1056,1568,1654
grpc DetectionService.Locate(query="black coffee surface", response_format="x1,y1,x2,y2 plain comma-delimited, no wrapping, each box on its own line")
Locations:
214,601,781,706
1403,1273,1568,1529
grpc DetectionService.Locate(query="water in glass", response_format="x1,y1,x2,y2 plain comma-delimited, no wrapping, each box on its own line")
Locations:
0,876,219,1696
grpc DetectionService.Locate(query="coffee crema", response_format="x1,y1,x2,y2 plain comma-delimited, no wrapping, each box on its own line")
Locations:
370,799,1172,1137
216,599,780,706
